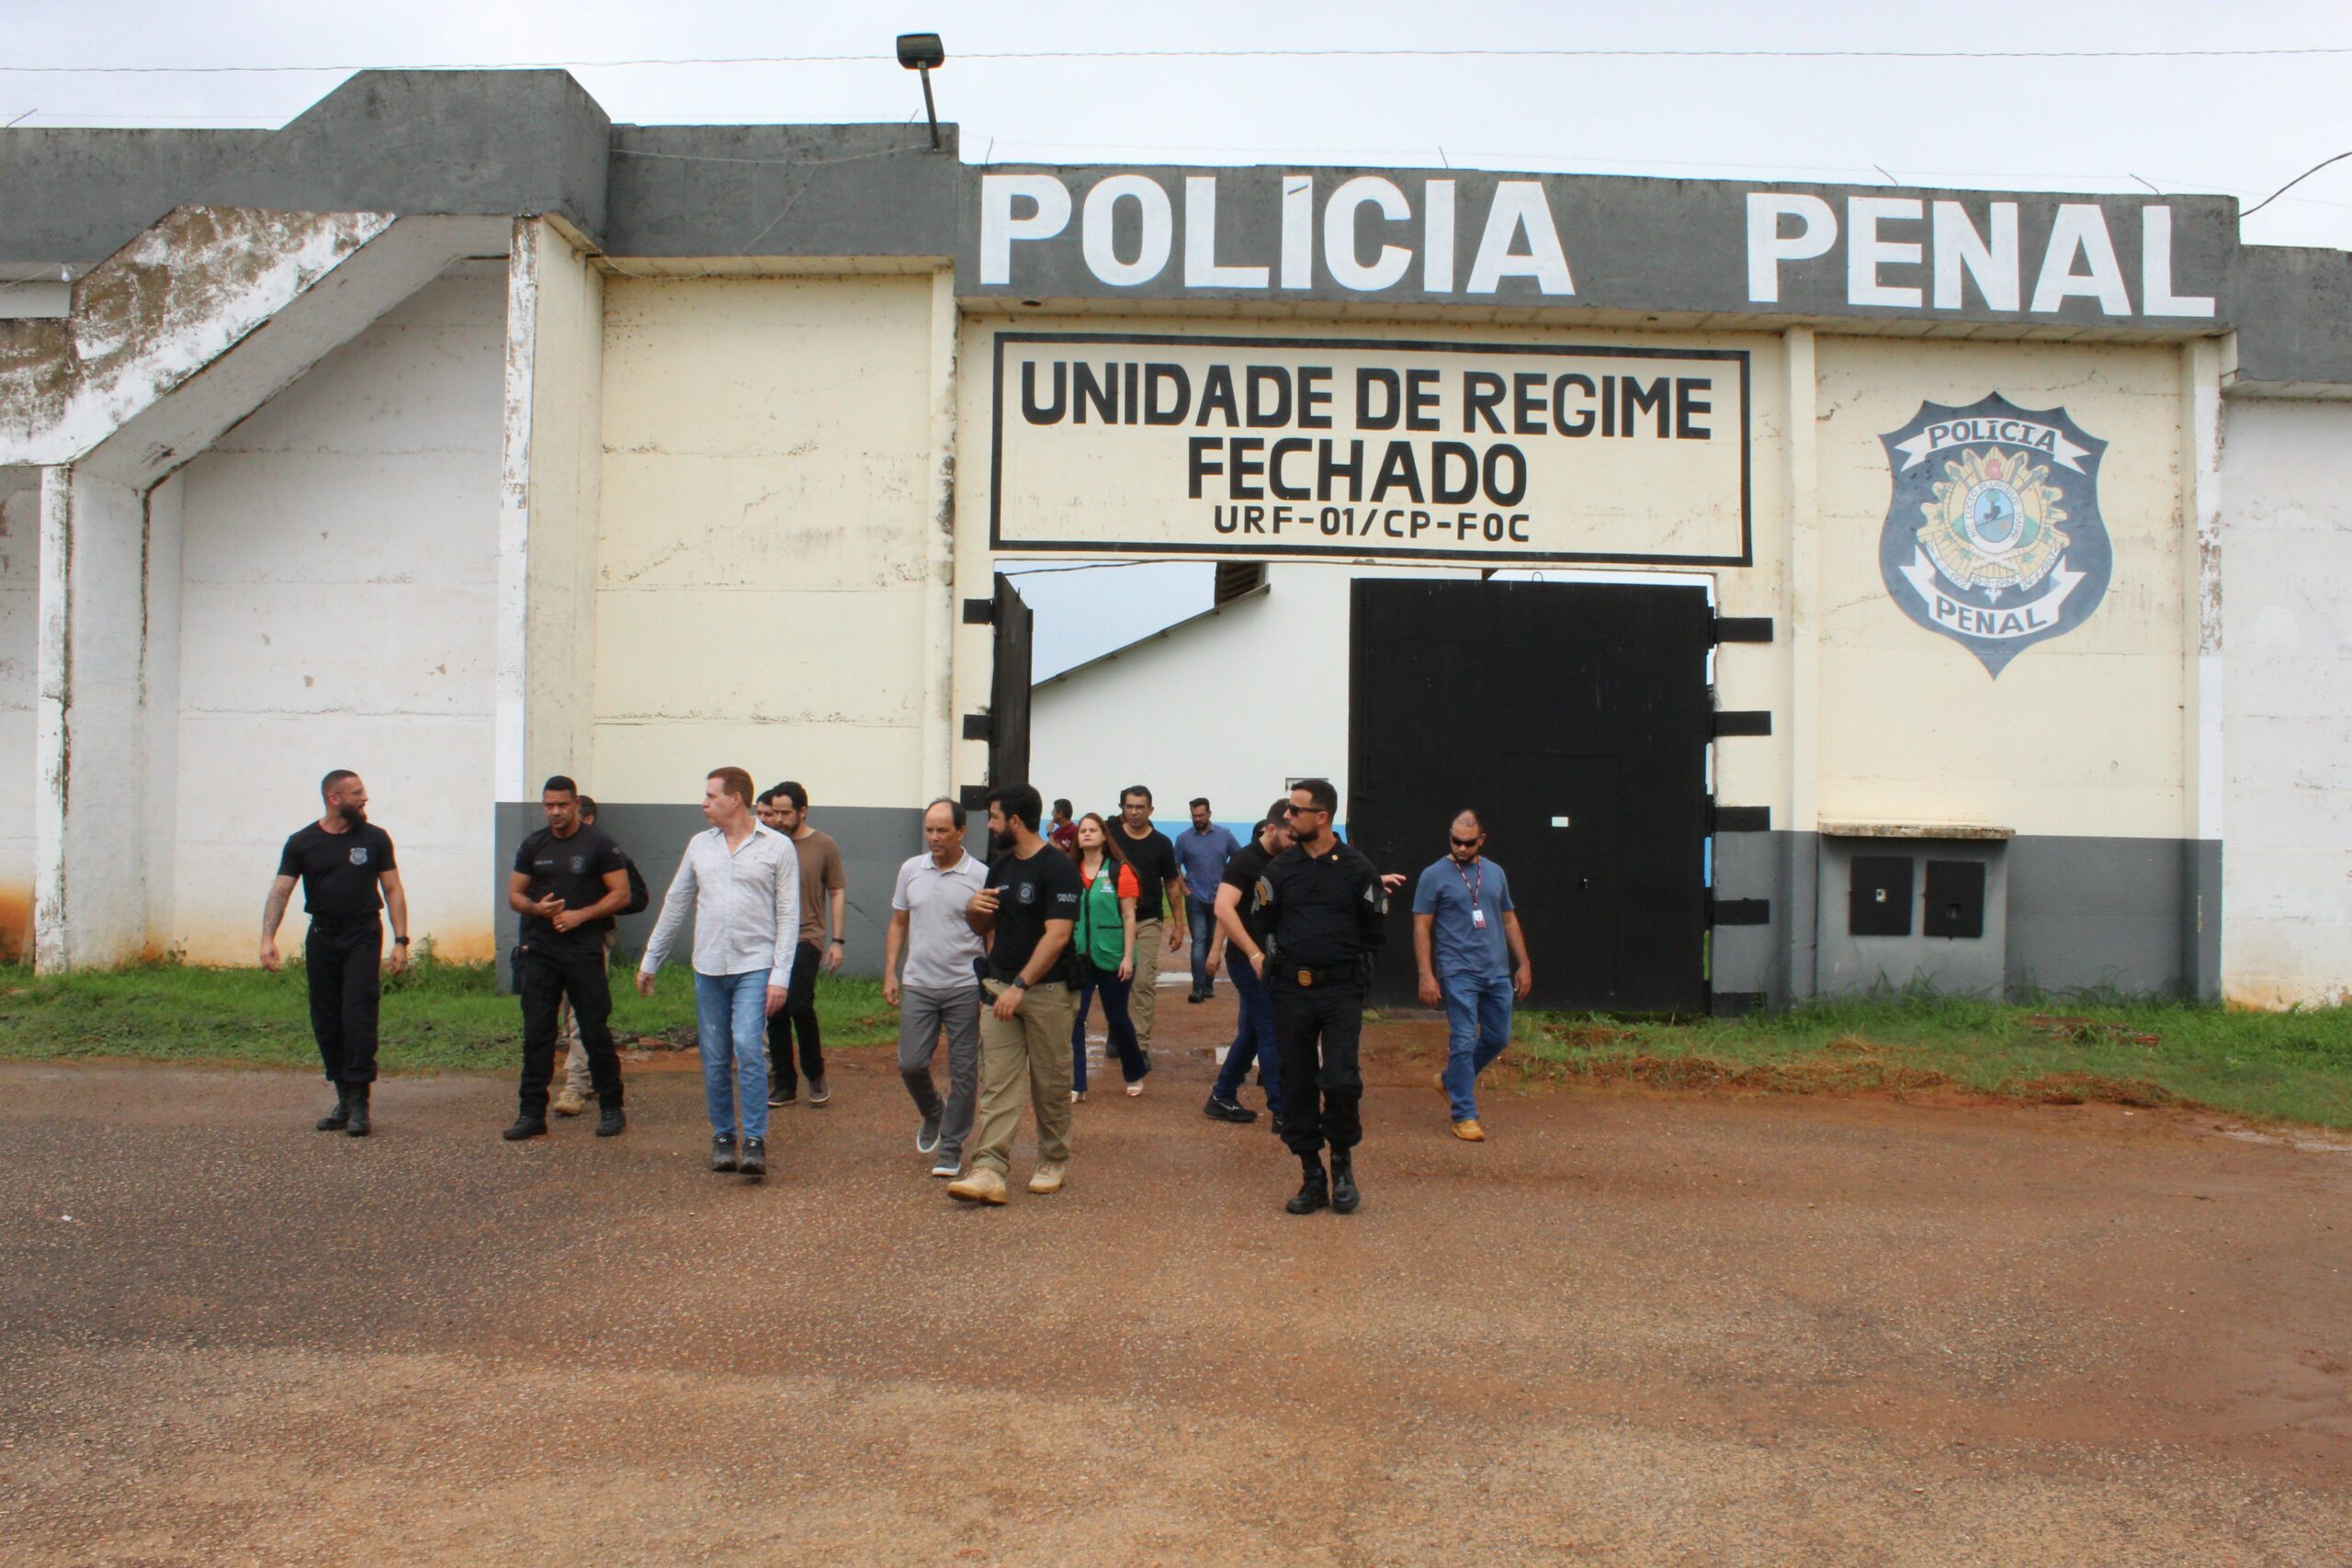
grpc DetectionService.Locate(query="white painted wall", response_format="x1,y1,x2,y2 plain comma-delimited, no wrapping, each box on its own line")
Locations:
593,275,936,806
1810,337,2188,840
0,468,36,956
2219,397,2352,1007
171,266,504,963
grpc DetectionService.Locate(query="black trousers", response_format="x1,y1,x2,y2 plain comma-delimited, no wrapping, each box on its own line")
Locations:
305,917,382,1085
1271,976,1365,1158
767,939,825,1092
517,944,623,1116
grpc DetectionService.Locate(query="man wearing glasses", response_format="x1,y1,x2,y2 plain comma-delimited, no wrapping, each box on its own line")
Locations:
1411,809,1533,1141
1222,779,1396,1216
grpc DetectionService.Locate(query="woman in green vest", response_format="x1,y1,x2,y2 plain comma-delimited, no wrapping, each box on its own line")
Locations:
1068,812,1148,1100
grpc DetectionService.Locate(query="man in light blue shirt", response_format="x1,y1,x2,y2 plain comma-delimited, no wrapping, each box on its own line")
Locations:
1411,809,1532,1141
1174,797,1241,1003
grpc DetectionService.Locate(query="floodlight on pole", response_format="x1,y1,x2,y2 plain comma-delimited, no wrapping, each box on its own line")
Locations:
897,33,945,152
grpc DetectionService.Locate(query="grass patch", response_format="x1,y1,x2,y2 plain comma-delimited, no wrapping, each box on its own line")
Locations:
1512,993,2352,1130
0,955,899,1075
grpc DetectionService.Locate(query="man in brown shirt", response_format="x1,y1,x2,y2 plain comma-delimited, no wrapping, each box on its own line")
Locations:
758,782,847,1106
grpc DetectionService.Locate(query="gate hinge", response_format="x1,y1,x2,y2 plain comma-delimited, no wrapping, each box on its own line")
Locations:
1711,805,1771,833
962,597,997,626
1713,710,1772,738
961,712,993,741
1710,897,1771,927
1713,615,1775,644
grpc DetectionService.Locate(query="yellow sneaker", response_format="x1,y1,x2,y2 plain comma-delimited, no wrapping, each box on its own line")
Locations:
1027,1162,1067,1195
946,1168,1009,1205
1452,1118,1487,1142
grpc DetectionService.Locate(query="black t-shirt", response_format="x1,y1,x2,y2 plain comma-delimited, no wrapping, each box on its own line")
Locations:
1220,837,1278,949
1114,825,1182,921
277,821,397,920
513,824,628,953
1251,840,1388,970
984,844,1084,983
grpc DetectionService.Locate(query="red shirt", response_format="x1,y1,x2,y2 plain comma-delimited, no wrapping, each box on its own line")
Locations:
1048,822,1079,855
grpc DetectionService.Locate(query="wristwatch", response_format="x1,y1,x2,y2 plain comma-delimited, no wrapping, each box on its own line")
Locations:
1008,975,1030,990
393,936,411,946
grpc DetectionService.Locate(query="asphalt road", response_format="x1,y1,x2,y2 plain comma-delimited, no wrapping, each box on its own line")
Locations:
3,1037,2348,1565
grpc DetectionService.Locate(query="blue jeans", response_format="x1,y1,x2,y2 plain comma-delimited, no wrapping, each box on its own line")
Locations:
1070,961,1147,1092
1211,950,1282,1115
1441,970,1515,1122
1186,899,1220,995
694,969,771,1140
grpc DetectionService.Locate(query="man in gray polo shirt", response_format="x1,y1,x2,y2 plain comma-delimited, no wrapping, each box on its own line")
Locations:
884,796,990,1177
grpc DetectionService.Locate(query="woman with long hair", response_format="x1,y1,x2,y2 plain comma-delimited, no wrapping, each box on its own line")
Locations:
1068,812,1150,1100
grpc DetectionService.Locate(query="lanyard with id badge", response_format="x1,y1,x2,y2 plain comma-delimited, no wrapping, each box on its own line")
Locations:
1456,858,1487,930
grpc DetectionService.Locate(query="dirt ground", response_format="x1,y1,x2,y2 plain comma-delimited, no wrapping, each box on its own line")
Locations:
4,974,2350,1566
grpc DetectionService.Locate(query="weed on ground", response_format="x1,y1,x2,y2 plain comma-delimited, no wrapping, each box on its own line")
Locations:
1513,992,2352,1129
0,956,898,1074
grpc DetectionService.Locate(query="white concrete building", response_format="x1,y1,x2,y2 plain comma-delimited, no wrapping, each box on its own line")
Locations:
0,69,2344,1010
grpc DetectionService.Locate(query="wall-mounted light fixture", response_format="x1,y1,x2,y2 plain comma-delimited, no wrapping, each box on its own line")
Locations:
897,33,946,152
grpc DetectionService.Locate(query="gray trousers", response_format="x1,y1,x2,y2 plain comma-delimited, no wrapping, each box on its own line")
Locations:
899,982,983,1164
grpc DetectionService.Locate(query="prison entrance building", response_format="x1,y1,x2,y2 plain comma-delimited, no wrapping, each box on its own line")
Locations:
1,70,2346,1009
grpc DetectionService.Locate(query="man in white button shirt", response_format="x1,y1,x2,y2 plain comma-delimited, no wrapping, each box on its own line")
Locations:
884,796,990,1178
636,767,800,1179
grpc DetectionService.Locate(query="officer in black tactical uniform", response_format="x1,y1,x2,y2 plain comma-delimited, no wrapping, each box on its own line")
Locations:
1233,777,1393,1216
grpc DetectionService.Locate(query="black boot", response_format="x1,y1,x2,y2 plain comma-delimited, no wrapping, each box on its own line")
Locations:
1285,1156,1329,1215
502,1112,548,1141
1329,1150,1361,1214
344,1083,372,1138
595,1102,626,1138
711,1134,739,1172
314,1083,351,1133
738,1136,767,1178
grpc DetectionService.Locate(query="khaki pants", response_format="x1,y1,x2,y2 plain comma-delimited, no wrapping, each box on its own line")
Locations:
970,978,1075,1177
560,930,618,1096
1130,919,1164,1049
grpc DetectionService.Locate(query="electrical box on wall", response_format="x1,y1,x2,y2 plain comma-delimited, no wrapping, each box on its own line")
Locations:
1849,856,1915,937
1924,860,1987,939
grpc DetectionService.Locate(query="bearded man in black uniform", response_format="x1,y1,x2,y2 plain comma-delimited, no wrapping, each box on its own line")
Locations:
1229,778,1396,1216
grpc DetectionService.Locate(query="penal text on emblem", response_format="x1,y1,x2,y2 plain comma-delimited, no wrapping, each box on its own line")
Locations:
1877,393,2112,676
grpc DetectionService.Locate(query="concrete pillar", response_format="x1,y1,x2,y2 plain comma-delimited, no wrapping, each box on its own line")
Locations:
33,462,175,969
922,268,959,807
2180,337,2225,999
1780,325,1822,1006
496,216,605,801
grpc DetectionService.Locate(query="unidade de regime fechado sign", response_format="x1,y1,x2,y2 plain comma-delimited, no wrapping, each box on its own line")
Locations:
989,333,1752,565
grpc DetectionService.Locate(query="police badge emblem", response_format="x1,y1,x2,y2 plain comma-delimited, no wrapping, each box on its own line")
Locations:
349,846,369,866
1878,393,2112,676
570,855,586,874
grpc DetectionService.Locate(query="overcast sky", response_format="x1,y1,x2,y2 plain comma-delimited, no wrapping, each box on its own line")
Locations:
6,0,2347,672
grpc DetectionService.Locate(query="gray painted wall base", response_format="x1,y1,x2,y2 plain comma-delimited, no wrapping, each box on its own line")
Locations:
1712,830,2221,1006
491,803,927,989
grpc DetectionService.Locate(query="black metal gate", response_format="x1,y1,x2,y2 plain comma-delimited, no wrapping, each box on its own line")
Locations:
988,572,1034,792
1346,580,1711,1013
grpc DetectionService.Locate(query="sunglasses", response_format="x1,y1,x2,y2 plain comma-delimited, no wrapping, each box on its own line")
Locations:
1450,835,1481,848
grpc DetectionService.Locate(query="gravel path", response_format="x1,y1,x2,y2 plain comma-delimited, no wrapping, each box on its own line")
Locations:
3,1034,2347,1565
